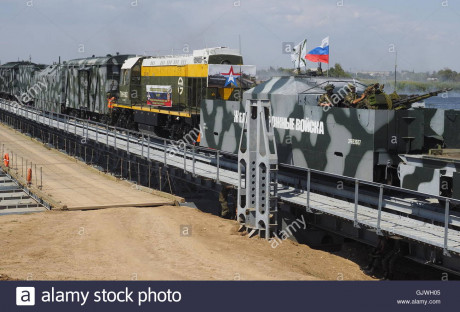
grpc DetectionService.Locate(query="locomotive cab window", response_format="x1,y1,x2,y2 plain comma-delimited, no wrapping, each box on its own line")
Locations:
121,69,130,86
131,65,140,84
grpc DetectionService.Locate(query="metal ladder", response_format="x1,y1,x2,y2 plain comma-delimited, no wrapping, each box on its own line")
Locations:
237,99,278,239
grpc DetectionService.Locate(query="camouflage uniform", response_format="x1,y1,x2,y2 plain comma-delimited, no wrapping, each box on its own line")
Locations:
318,84,335,106
318,93,334,106
358,84,379,109
345,84,367,108
344,91,358,108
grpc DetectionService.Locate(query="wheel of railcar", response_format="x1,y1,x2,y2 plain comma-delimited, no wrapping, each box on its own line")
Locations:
170,123,184,140
115,114,126,128
126,114,137,131
100,114,108,124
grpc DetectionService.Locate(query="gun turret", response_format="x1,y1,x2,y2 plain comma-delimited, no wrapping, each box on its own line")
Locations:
391,88,452,109
362,88,452,110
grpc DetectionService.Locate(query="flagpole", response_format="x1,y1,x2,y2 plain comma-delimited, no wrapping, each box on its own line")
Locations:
301,39,307,74
297,42,301,74
394,51,397,92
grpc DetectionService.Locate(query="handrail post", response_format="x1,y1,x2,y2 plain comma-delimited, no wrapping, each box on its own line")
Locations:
192,144,196,176
163,139,167,166
141,134,144,157
306,168,311,212
444,199,451,256
106,124,109,146
147,135,150,159
376,184,384,235
216,150,220,183
127,131,130,154
184,144,187,172
354,179,360,228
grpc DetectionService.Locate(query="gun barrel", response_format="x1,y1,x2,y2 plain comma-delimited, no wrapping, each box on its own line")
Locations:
392,88,452,107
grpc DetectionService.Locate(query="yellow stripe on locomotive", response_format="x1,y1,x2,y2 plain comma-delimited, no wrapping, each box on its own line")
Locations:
110,47,254,139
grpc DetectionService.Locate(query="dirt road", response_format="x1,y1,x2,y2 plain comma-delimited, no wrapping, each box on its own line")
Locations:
0,206,372,280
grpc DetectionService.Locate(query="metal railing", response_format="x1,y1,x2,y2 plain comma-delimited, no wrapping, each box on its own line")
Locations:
0,100,234,185
288,164,460,256
1,99,459,254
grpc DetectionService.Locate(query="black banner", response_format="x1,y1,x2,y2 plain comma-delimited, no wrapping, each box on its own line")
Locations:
1,281,458,312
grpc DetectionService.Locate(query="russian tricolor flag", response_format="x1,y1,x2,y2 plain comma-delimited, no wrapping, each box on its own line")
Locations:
305,36,329,64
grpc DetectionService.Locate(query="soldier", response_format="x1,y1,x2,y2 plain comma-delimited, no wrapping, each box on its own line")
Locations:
219,186,236,219
344,83,366,108
374,83,383,94
355,83,379,109
318,84,335,107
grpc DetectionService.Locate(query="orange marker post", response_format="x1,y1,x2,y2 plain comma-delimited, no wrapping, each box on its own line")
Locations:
3,153,9,167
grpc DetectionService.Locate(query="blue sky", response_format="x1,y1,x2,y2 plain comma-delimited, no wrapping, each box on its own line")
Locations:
1,0,459,72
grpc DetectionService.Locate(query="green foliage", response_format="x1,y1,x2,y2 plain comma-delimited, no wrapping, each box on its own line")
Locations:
327,63,351,78
360,79,460,92
257,63,351,78
436,68,460,82
257,64,459,90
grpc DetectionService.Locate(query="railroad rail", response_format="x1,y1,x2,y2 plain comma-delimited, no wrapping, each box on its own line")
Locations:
1,99,460,274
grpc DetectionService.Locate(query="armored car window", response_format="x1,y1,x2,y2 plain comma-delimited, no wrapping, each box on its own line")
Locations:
111,65,120,76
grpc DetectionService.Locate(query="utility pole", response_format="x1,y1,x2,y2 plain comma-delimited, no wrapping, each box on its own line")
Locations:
394,51,398,92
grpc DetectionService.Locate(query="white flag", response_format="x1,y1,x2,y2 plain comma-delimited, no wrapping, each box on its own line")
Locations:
321,36,329,48
291,39,307,68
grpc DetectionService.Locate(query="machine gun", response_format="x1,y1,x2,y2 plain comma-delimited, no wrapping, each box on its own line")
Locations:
391,88,452,110
363,87,452,110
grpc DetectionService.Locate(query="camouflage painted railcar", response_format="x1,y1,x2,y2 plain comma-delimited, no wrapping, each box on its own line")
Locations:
31,63,66,112
200,76,458,185
424,109,460,149
399,109,460,200
0,61,44,101
0,55,133,116
60,54,134,117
